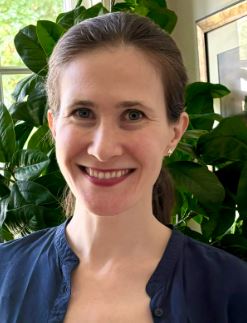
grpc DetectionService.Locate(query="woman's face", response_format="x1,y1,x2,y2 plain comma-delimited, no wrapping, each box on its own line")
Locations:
48,46,188,216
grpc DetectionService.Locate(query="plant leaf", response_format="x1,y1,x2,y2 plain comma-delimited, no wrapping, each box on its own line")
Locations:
185,82,230,130
10,79,47,127
82,3,107,19
15,122,33,150
14,25,47,75
12,73,36,102
13,150,50,181
197,115,247,164
28,124,53,153
167,161,225,206
35,171,66,198
0,103,16,162
189,113,223,122
56,6,86,29
8,181,58,209
237,162,247,219
148,8,177,33
112,2,135,12
4,204,64,236
0,196,9,227
0,175,10,198
36,20,65,57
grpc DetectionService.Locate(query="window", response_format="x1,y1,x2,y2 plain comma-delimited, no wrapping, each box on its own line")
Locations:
0,0,66,107
0,1,110,107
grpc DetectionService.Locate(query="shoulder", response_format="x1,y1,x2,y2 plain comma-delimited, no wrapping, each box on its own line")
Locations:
0,224,62,265
176,231,247,321
180,232,247,279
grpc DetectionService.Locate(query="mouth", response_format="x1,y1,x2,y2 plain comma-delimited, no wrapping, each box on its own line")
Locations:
78,166,135,186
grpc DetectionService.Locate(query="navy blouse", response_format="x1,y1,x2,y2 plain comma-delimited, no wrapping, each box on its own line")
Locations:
0,220,247,323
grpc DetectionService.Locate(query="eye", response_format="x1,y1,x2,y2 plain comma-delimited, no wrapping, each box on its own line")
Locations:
125,109,144,121
73,108,94,119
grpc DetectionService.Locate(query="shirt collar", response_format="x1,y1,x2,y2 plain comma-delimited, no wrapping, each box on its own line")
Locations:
146,228,185,298
54,218,185,301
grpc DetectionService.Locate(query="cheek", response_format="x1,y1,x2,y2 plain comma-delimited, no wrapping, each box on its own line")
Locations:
130,134,165,166
55,125,82,162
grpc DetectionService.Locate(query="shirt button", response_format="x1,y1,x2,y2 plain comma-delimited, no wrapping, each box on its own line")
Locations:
63,285,69,293
154,307,164,317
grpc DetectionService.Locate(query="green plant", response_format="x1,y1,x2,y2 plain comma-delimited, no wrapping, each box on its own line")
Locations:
0,0,246,260
168,84,247,260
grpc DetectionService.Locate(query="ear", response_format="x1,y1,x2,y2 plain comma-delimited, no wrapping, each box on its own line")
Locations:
47,109,56,139
165,112,189,155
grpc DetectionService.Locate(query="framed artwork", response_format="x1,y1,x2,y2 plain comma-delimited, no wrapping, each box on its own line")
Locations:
196,1,247,116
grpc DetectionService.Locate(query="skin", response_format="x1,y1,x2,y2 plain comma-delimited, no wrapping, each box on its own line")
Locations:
47,44,188,277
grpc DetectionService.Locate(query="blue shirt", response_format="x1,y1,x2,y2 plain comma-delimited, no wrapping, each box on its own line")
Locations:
0,220,247,323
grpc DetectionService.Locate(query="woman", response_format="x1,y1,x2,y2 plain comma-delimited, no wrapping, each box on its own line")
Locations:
1,12,247,323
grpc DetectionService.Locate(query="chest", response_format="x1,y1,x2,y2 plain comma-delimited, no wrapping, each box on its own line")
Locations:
63,267,153,323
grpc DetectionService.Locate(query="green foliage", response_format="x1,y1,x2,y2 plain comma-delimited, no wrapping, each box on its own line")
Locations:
169,80,247,260
0,0,246,260
0,103,16,162
0,0,63,66
14,25,48,75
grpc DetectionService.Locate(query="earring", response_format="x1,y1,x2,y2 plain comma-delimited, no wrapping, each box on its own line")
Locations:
167,148,173,157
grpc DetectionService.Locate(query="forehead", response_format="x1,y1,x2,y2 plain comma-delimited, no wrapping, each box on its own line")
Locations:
58,45,166,110
61,45,161,81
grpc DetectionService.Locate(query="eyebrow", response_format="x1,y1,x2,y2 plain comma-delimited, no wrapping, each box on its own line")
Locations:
67,100,154,113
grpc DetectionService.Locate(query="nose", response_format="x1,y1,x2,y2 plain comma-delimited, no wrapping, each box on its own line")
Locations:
87,122,124,162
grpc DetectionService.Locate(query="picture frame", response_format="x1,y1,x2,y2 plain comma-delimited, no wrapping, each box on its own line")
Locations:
196,1,247,116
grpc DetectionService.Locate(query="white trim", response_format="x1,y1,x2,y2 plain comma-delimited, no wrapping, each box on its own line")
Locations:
0,67,30,75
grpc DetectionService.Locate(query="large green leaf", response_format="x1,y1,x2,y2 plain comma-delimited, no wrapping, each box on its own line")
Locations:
0,196,9,227
82,3,107,19
5,204,64,236
167,161,225,206
13,149,50,181
204,204,236,240
132,0,175,33
12,74,44,102
138,0,167,10
0,103,16,162
15,122,33,150
216,162,242,196
10,102,44,127
10,80,47,127
0,175,10,198
27,124,53,154
185,82,230,130
8,181,58,209
14,25,47,75
189,113,223,123
197,115,247,164
0,224,14,242
5,181,63,235
182,129,208,141
35,171,66,198
56,6,87,29
237,162,247,219
148,8,177,33
36,20,65,57
112,2,136,12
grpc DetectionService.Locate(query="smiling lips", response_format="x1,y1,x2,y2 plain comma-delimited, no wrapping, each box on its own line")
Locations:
80,166,134,187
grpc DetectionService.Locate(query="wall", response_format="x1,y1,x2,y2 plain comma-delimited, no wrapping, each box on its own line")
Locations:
166,0,241,82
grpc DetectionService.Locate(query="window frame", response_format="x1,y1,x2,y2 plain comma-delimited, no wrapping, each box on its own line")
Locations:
0,0,74,106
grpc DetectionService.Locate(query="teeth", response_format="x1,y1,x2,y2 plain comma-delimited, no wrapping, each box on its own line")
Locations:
85,168,130,179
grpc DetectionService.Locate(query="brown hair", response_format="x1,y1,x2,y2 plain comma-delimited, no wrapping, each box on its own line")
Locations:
46,12,187,224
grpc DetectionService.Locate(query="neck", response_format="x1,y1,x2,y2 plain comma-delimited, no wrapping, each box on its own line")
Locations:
65,201,171,272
